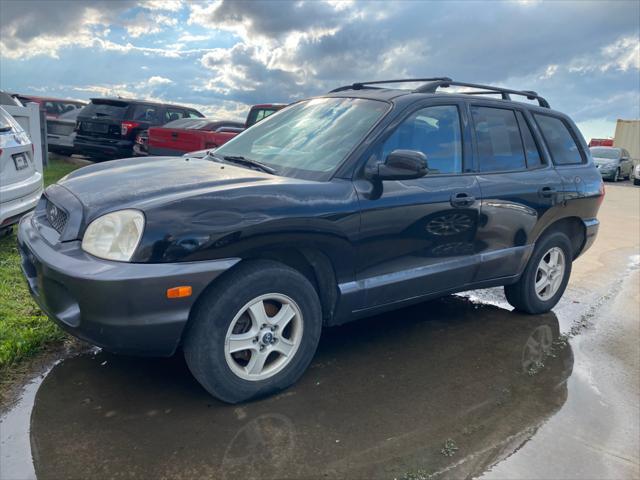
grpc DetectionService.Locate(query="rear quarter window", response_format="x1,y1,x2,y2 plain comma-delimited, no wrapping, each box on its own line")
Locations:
133,105,161,123
82,100,129,119
534,114,585,165
471,106,526,172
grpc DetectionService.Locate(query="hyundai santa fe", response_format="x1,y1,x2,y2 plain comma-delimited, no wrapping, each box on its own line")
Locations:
18,78,603,403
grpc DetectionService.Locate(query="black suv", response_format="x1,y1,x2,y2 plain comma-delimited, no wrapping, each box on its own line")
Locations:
74,98,204,159
19,78,603,403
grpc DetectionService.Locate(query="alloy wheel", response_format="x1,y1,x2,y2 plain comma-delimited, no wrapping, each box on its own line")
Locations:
224,293,304,381
534,247,566,301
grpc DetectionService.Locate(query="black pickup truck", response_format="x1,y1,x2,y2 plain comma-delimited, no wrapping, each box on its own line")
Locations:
19,78,603,403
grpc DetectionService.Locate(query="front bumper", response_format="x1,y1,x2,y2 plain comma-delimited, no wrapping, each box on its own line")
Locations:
17,213,239,356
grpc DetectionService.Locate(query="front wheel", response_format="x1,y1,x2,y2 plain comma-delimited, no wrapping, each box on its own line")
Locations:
504,231,573,314
183,260,322,403
613,168,620,182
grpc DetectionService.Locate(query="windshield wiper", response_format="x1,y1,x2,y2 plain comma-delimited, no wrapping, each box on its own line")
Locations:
221,155,277,175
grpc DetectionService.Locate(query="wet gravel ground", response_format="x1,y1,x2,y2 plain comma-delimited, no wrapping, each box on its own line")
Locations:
1,184,638,480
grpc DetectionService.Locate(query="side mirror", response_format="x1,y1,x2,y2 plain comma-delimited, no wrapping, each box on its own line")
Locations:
367,149,428,181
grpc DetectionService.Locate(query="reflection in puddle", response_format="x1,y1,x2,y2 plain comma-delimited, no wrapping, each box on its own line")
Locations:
30,296,573,479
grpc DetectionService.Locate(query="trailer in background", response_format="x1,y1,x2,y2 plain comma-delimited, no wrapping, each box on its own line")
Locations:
613,119,640,164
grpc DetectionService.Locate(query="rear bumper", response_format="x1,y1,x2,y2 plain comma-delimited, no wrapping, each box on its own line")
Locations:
17,213,240,356
74,136,133,159
0,177,42,226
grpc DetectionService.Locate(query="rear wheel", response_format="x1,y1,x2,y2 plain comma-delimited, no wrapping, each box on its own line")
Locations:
183,260,322,403
504,231,572,314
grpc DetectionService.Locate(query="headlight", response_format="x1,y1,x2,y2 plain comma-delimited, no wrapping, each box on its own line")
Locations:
82,209,145,261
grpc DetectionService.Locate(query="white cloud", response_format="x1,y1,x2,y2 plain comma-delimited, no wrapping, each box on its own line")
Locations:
144,0,184,11
124,12,177,38
147,76,173,86
539,64,559,80
569,35,640,73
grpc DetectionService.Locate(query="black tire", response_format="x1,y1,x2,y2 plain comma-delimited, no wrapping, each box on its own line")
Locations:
183,260,322,403
504,231,573,314
613,169,620,182
634,179,640,186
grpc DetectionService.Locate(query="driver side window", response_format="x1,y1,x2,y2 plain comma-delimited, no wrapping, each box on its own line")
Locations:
378,105,463,174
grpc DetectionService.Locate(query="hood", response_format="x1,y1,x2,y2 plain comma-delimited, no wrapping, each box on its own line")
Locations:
54,156,273,215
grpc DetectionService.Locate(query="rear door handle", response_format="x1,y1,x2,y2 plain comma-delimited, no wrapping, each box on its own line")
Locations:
538,186,557,198
450,192,476,208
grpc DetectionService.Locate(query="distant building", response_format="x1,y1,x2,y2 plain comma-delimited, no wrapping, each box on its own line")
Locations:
613,119,640,163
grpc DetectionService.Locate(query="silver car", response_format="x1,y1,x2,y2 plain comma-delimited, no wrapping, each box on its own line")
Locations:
590,146,633,182
0,106,42,234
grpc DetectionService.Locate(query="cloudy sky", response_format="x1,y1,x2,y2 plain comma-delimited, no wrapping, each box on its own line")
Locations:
1,0,638,140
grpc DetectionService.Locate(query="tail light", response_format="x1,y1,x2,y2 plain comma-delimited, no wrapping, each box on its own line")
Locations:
121,121,140,137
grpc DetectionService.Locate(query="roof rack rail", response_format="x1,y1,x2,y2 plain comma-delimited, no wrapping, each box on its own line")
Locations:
328,77,550,108
329,77,452,93
413,79,550,108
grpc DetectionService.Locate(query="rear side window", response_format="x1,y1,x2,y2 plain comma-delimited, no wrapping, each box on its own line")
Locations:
471,106,526,172
378,105,463,174
246,108,278,127
165,107,187,123
82,100,129,119
534,114,584,165
133,105,161,122
515,111,543,168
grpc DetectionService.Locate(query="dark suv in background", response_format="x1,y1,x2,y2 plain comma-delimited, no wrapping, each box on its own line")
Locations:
19,78,603,403
74,98,204,160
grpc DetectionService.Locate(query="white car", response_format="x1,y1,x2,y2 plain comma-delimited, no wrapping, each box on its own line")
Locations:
632,163,640,186
0,106,43,233
47,108,81,155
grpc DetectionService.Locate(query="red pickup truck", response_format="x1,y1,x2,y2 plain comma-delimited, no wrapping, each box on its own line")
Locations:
148,104,285,156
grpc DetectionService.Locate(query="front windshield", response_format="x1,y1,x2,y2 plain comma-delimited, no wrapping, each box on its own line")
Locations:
590,147,620,160
213,97,389,179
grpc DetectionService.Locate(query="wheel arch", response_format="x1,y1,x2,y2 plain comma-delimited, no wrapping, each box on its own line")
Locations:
534,216,586,260
186,246,339,333
243,247,339,325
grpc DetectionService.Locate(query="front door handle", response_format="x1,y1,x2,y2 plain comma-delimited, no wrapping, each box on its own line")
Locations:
450,192,476,207
538,186,557,198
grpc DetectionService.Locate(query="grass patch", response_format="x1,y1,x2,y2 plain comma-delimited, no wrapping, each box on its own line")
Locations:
43,157,79,186
0,158,80,374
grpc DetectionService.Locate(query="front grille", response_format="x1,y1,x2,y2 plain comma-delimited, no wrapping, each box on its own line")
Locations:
46,199,68,233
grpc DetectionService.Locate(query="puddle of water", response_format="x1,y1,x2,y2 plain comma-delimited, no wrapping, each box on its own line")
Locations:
2,296,576,480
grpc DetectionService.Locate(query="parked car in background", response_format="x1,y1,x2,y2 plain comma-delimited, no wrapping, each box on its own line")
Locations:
163,104,286,157
588,138,613,147
244,103,286,128
47,108,82,155
19,78,603,403
0,106,41,234
15,95,86,119
148,119,244,156
74,98,204,160
632,163,640,186
589,146,633,181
